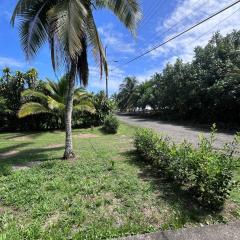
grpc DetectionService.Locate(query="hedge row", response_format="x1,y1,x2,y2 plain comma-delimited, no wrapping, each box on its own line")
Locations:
134,127,240,210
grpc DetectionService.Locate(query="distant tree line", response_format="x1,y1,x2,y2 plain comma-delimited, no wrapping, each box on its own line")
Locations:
0,68,113,131
116,31,240,127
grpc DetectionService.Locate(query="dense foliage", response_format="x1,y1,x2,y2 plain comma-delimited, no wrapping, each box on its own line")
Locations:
19,76,96,129
0,69,113,131
0,68,46,130
116,31,240,127
134,127,240,210
74,91,115,128
103,115,120,134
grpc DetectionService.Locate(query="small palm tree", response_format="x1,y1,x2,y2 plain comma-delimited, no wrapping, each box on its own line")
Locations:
18,76,95,129
118,77,138,111
12,0,141,159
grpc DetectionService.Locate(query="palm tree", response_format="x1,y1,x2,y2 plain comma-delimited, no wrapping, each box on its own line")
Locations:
118,77,138,111
12,0,141,159
18,76,95,129
3,67,11,82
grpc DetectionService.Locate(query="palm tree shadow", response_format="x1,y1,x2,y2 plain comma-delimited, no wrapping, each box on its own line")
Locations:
3,131,45,140
121,150,223,225
0,143,64,168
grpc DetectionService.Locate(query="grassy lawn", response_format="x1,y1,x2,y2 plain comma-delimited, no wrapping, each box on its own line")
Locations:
0,123,239,239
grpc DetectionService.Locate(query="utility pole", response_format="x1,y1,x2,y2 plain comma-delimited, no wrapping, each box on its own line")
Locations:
105,46,109,99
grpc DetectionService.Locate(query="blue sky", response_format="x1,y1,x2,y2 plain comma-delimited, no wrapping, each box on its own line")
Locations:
0,0,239,95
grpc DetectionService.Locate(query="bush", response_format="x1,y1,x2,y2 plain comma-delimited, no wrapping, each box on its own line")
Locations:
75,91,115,128
0,164,12,177
134,127,240,210
103,115,119,134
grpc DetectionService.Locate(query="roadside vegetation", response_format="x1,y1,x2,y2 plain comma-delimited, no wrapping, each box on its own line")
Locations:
18,75,96,128
0,1,239,239
0,124,239,239
115,31,240,128
134,126,240,210
0,68,114,131
11,0,141,159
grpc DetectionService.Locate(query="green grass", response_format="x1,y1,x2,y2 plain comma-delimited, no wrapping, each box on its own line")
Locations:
0,123,239,239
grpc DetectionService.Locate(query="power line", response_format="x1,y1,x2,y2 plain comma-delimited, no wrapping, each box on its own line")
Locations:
173,6,240,61
115,0,208,65
148,0,208,46
112,0,240,69
193,7,240,43
139,0,163,26
138,0,165,33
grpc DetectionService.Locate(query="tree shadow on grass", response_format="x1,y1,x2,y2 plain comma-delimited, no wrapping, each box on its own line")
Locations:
2,131,46,140
0,142,64,169
121,150,225,228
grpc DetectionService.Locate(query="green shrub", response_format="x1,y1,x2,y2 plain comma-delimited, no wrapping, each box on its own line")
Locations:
0,164,12,177
134,128,170,167
134,127,240,210
103,115,119,134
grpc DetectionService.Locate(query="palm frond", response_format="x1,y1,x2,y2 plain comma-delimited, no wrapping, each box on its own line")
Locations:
95,0,142,34
48,0,87,61
12,0,52,59
86,9,108,80
74,103,96,114
21,89,48,102
47,96,65,111
77,38,89,86
18,102,49,118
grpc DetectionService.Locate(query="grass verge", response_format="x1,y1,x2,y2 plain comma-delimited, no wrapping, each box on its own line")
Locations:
0,124,239,239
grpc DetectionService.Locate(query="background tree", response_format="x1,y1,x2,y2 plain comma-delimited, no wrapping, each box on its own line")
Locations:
116,30,240,128
117,77,139,111
12,0,142,159
18,76,96,129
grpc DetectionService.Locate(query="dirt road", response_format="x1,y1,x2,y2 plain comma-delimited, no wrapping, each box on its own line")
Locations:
117,114,237,149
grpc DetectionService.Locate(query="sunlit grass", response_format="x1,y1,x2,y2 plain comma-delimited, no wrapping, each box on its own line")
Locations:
0,123,239,239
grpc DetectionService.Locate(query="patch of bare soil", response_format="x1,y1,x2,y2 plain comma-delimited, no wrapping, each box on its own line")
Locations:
0,150,19,159
222,201,240,221
12,161,42,171
0,207,7,214
77,134,99,139
42,144,64,149
12,136,32,141
43,212,61,230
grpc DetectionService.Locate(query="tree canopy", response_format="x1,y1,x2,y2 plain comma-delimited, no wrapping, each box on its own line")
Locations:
116,31,240,127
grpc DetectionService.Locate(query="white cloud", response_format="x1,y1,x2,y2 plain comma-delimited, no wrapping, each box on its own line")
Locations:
149,0,240,62
136,66,162,82
98,23,136,54
0,57,25,68
88,64,125,93
0,10,11,20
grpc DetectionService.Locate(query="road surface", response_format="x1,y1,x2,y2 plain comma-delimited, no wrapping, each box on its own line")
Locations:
117,114,237,150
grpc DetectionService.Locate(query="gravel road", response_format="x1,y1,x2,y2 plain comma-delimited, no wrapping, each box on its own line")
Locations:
117,114,237,150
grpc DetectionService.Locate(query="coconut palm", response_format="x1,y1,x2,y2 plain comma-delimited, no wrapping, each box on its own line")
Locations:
118,77,138,111
12,0,141,159
18,76,96,129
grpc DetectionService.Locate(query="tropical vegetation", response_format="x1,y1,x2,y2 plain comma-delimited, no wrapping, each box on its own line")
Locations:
11,0,142,159
0,68,114,131
103,115,120,134
0,124,240,239
134,127,240,210
18,76,95,129
116,31,240,127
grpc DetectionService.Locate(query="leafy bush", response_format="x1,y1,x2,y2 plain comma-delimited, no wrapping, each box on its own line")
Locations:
0,164,12,177
75,91,115,128
134,127,240,210
134,128,170,167
103,115,119,134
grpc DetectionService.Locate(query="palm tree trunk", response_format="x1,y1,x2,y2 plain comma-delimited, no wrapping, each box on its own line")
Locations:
63,74,75,159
